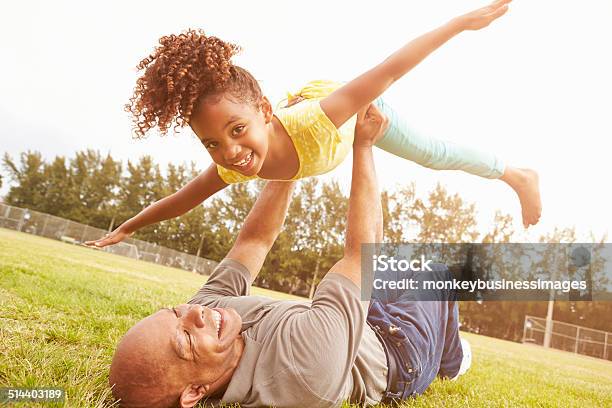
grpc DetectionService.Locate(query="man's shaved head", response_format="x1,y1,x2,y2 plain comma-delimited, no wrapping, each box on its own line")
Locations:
109,311,184,407
109,304,244,408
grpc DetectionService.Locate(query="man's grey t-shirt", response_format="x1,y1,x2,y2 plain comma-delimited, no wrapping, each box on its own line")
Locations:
188,258,387,407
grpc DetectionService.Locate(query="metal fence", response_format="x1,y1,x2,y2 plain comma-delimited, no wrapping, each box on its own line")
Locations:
522,315,611,361
0,203,217,276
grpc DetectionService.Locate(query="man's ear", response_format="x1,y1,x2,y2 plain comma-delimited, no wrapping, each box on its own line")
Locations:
179,384,209,408
260,96,274,123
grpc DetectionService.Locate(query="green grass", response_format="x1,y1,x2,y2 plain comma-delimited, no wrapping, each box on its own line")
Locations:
1,228,611,407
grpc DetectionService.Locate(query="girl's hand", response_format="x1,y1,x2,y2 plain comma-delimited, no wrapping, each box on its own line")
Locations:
456,0,512,31
353,103,389,148
84,227,133,248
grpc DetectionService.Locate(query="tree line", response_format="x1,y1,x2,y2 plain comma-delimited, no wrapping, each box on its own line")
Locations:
2,150,610,342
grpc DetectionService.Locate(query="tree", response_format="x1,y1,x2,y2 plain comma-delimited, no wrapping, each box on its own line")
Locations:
306,180,347,297
117,156,165,242
2,151,47,211
202,181,260,261
158,163,212,255
70,150,122,229
254,179,347,296
41,156,76,218
381,183,415,244
257,181,308,293
481,211,514,244
409,183,479,244
460,212,526,340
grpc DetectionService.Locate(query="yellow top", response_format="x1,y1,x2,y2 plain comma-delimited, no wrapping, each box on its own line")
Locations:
216,80,356,184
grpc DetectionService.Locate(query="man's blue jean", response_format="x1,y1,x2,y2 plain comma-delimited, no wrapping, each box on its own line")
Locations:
374,98,505,179
366,263,464,402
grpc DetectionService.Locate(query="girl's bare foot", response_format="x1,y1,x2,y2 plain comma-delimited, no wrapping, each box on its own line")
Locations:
500,167,542,228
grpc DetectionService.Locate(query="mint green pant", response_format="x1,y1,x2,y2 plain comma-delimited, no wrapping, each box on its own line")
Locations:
373,98,505,179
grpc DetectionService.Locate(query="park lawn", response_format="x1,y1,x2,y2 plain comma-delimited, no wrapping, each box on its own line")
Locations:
1,228,611,408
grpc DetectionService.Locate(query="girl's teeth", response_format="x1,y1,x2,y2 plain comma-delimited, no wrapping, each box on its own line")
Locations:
236,153,252,167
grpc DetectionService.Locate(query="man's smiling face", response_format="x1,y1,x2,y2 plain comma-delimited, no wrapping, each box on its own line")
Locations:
109,304,244,407
165,304,243,366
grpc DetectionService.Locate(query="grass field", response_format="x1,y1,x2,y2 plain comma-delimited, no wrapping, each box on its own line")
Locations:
1,228,611,407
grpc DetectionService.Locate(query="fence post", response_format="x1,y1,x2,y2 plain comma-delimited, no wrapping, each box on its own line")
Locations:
193,256,199,273
17,209,25,231
544,298,554,348
575,327,581,353
522,316,528,343
41,214,49,236
605,332,609,360
61,219,69,238
80,225,87,243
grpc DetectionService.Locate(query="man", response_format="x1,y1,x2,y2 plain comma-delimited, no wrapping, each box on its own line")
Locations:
109,105,469,407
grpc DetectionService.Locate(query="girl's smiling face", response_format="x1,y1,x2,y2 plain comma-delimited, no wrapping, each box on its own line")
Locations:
189,94,273,176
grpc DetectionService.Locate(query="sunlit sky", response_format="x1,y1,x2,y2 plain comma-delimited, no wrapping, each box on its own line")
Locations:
1,0,610,241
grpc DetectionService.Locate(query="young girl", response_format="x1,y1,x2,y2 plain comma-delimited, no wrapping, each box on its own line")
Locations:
86,0,541,249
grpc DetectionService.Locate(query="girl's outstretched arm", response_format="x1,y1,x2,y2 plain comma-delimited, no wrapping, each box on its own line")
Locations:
84,164,228,248
320,0,512,128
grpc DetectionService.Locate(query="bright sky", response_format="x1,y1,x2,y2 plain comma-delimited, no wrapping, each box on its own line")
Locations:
1,0,611,241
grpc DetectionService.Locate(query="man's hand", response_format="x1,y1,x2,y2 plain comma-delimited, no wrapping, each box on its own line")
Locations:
455,0,511,31
354,104,390,148
84,226,133,248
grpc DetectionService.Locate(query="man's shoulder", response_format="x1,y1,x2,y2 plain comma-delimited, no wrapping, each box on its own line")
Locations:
189,258,253,304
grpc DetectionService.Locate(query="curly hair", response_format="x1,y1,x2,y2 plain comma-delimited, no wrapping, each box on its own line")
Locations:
125,29,263,138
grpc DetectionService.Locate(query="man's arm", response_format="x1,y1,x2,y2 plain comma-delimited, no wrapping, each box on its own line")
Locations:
326,105,388,289
320,0,511,128
277,114,386,404
225,181,295,280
